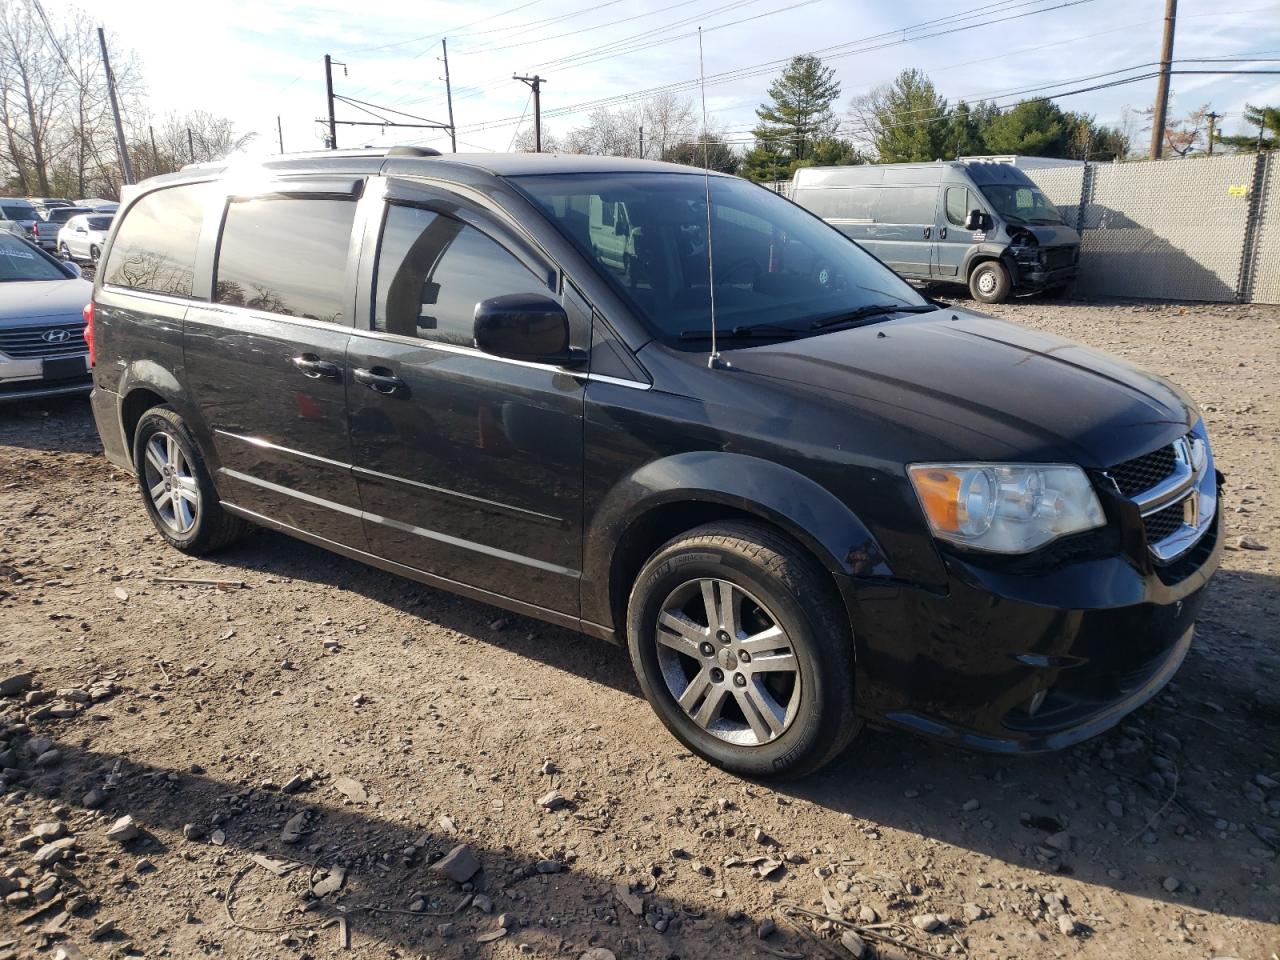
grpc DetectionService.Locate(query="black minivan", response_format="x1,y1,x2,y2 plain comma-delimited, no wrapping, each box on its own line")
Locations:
86,149,1221,778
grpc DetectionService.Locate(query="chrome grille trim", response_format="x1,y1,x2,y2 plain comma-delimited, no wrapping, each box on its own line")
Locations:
1103,426,1216,563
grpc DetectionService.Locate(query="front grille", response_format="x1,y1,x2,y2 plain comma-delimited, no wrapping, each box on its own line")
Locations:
1044,246,1075,271
1108,445,1178,497
0,323,86,359
1142,501,1185,543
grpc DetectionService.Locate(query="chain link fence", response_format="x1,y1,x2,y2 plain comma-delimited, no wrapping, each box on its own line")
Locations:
1025,152,1277,304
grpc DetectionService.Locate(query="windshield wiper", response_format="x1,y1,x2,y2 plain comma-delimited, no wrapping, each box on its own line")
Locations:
678,322,804,341
810,303,936,331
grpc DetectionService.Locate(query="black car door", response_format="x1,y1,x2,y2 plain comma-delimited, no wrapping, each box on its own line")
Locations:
345,180,587,616
182,179,366,546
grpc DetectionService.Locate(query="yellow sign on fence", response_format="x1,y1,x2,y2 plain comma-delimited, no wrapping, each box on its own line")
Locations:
1228,184,1249,197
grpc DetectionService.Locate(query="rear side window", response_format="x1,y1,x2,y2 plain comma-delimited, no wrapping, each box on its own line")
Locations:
945,187,971,227
874,187,937,225
374,204,550,347
214,198,356,324
103,184,207,297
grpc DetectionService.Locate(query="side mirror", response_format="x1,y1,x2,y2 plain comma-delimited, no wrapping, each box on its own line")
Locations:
474,294,585,367
965,210,993,231
65,261,82,278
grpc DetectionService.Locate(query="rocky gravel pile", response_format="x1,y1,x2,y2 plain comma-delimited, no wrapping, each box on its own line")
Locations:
0,297,1276,959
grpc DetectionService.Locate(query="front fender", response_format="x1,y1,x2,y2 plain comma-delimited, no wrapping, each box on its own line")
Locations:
581,450,892,629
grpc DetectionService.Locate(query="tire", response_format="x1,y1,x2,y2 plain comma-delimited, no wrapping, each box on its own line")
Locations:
58,243,71,261
626,521,861,779
132,405,248,554
969,260,1011,304
90,245,100,267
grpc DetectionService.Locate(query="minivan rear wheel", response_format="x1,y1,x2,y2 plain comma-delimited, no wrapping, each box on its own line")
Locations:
626,521,860,779
969,260,1011,304
133,406,248,554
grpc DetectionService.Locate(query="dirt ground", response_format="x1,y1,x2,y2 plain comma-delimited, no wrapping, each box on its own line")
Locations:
0,296,1277,960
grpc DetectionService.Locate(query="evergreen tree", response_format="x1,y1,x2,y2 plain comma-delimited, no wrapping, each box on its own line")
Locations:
1217,103,1279,151
747,55,842,177
850,69,950,162
662,135,741,175
982,100,1070,156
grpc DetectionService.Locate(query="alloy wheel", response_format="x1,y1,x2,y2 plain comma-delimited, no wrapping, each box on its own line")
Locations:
655,578,801,746
142,430,200,535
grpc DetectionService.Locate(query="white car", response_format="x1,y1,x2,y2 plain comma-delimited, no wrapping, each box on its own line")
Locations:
57,213,114,266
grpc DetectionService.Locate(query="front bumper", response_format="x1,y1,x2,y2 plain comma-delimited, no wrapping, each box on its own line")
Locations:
1013,262,1078,292
845,504,1221,753
0,353,92,403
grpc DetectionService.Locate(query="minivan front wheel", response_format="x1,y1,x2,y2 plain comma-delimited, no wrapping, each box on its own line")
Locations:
133,406,248,554
969,260,1011,303
626,521,860,779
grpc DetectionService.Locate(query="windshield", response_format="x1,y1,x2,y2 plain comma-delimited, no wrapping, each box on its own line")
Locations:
512,172,927,344
0,234,70,281
1,202,38,221
978,184,1063,224
87,215,114,231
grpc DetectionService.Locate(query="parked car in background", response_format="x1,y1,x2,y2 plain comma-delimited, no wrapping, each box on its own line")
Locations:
791,159,1080,303
76,198,119,213
1,199,41,240
57,213,114,266
33,206,91,252
85,149,1220,778
0,232,92,401
28,198,74,218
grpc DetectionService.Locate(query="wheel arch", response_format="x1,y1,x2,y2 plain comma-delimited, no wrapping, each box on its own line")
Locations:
117,362,211,471
583,452,890,638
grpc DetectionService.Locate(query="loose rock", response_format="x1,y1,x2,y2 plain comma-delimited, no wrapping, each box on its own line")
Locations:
432,844,481,883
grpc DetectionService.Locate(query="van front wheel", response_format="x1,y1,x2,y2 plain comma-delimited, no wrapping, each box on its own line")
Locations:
969,261,1011,304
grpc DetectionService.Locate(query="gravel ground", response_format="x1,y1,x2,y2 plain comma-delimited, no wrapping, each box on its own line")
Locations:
0,297,1277,960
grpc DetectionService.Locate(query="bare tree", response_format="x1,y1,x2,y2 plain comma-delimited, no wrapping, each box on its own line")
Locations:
1141,100,1212,158
512,124,560,153
0,0,66,194
640,92,695,158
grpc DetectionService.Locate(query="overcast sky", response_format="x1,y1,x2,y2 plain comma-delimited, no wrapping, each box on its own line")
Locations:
96,0,1280,155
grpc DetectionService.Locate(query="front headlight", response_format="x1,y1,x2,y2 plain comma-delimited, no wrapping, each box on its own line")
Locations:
908,463,1105,554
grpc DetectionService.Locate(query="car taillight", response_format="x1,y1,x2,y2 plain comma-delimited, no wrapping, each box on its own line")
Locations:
33,222,40,238
83,301,95,366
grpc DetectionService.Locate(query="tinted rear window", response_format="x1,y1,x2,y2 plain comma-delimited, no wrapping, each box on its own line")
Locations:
214,198,355,324
103,184,208,297
1,202,37,220
87,216,114,231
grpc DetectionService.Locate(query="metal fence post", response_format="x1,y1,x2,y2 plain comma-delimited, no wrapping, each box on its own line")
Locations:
1235,151,1271,303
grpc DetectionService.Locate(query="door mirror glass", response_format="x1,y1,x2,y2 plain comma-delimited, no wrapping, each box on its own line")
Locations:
65,261,82,278
965,210,992,231
473,294,583,366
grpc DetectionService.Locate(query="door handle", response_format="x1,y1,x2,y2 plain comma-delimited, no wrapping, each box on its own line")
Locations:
292,355,342,380
939,227,948,239
923,226,932,239
352,367,406,395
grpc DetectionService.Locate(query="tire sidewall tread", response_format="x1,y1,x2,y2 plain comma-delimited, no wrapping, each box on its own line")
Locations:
626,521,859,780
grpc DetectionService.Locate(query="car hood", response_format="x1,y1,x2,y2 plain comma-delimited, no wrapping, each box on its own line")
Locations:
723,307,1197,467
0,278,93,323
1005,222,1079,246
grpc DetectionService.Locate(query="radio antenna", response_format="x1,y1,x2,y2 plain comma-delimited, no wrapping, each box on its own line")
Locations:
697,27,721,370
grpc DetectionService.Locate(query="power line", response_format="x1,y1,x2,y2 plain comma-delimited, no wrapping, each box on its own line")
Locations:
450,0,1097,135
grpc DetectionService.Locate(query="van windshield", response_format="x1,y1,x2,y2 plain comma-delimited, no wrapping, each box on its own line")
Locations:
512,172,928,345
979,184,1063,225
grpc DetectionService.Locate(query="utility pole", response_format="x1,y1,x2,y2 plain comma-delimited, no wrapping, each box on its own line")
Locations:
1206,110,1219,154
639,124,644,159
1149,0,1177,159
324,54,338,149
277,115,285,153
149,125,157,171
97,27,133,185
187,128,195,163
514,75,545,152
441,39,457,153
